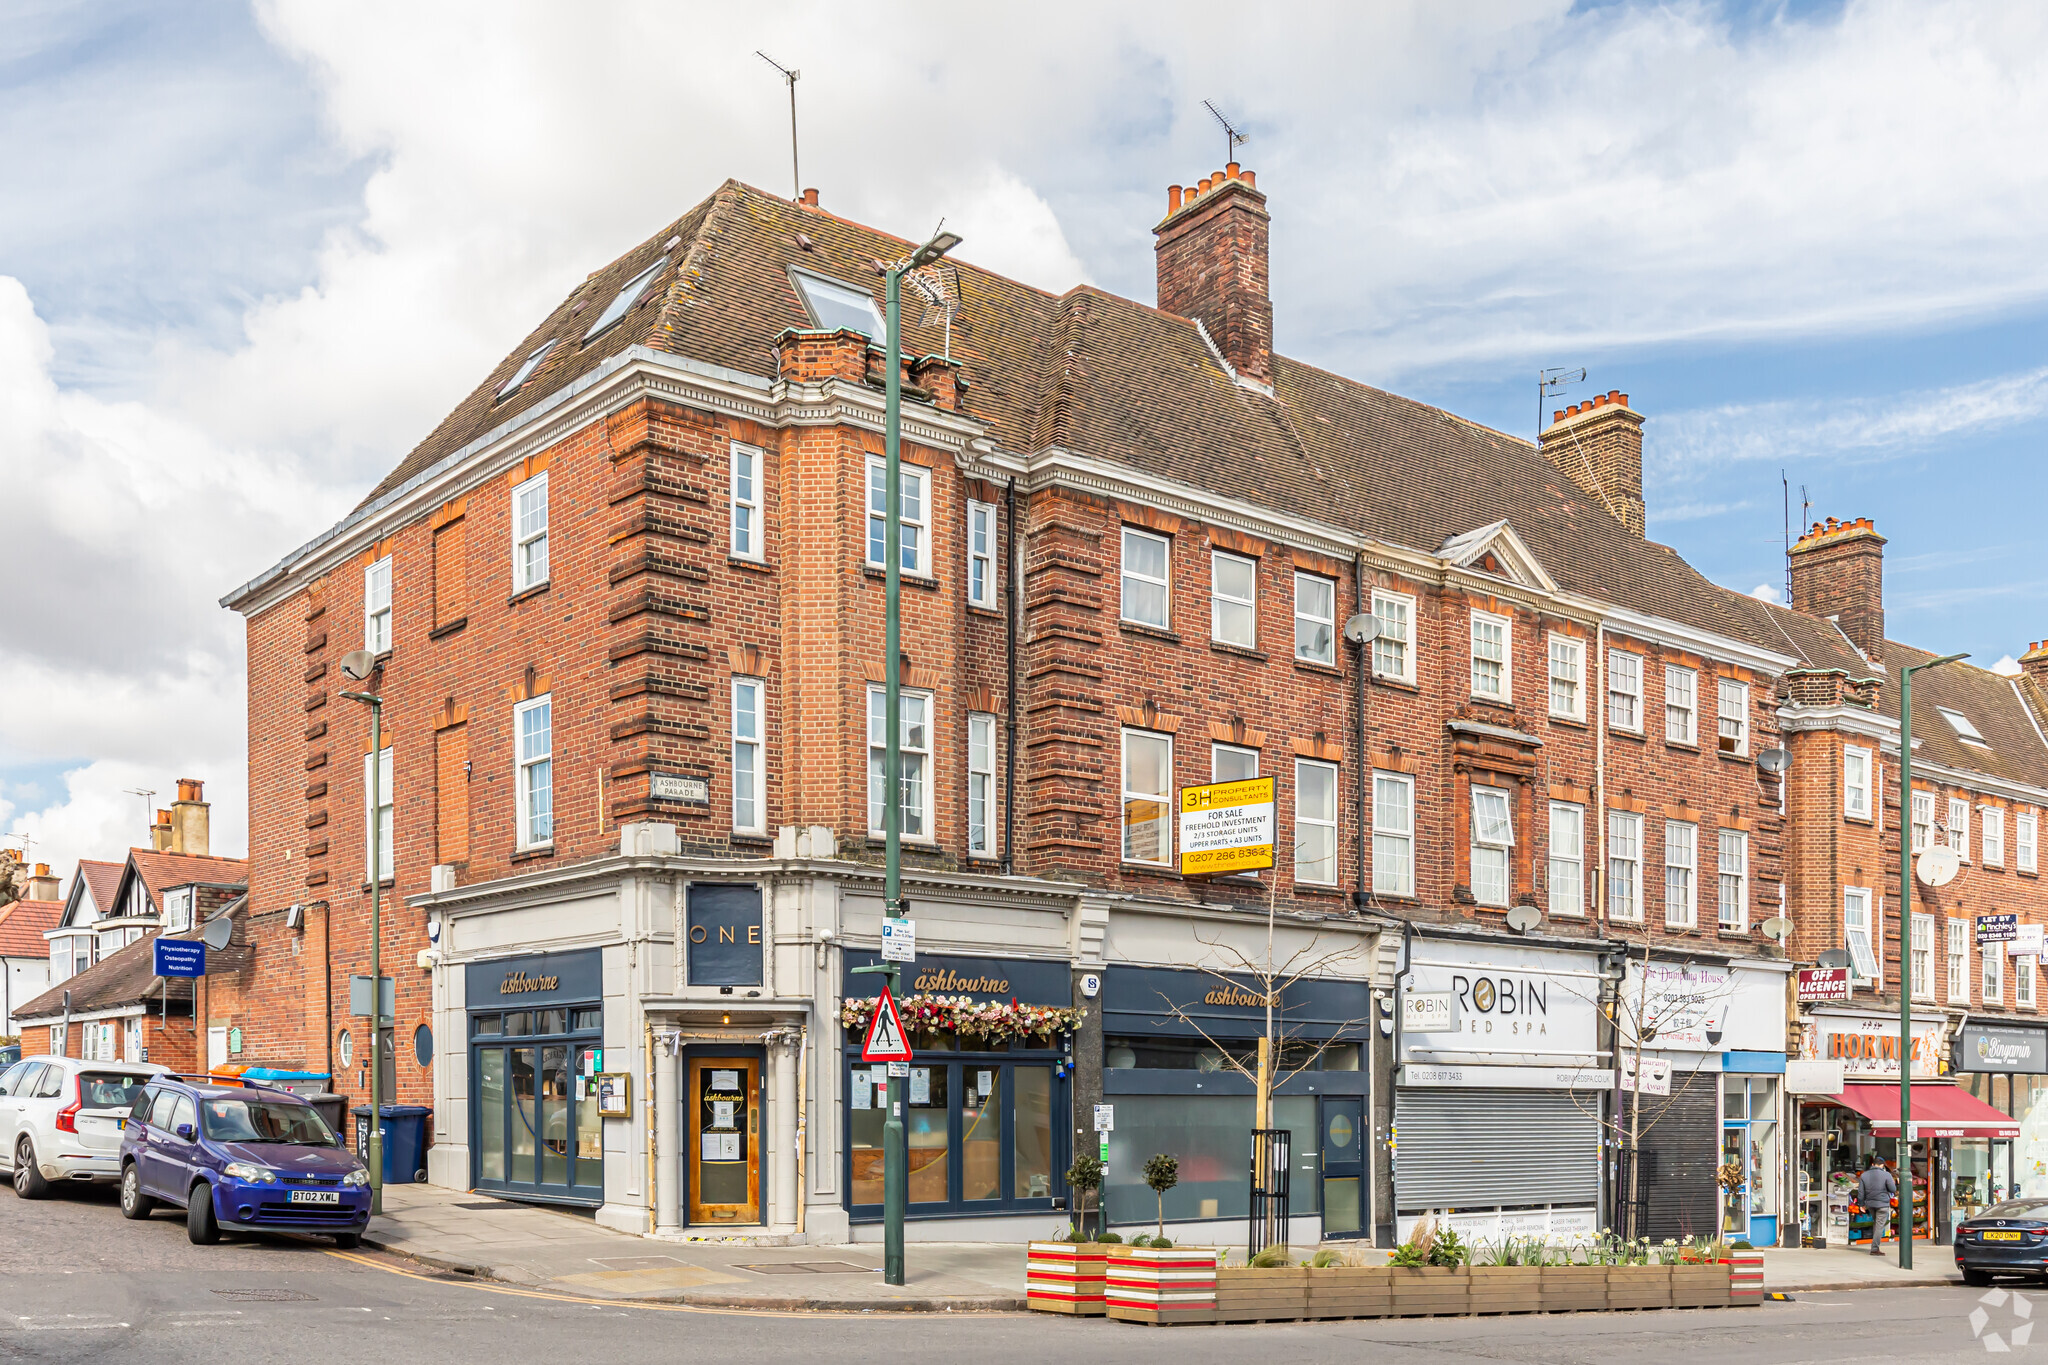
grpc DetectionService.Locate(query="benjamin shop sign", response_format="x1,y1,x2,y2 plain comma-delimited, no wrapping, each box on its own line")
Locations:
1957,1023,2048,1074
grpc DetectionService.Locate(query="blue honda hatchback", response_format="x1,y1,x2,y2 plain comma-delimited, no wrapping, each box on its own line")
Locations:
117,1077,371,1246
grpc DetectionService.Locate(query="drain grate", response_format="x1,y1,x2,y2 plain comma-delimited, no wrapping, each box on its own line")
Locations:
453,1201,518,1210
211,1288,317,1303
735,1261,875,1276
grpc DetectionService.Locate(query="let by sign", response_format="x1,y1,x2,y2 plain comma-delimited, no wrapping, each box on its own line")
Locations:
1796,967,1851,1002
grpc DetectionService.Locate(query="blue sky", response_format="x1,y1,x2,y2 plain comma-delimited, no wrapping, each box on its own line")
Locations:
4,0,2048,873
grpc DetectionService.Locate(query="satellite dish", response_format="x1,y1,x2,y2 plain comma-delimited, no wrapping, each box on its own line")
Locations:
1342,613,1380,646
201,916,232,950
1756,748,1791,775
1816,948,1851,970
339,649,378,682
1761,916,1793,942
1505,905,1542,933
1917,845,1961,887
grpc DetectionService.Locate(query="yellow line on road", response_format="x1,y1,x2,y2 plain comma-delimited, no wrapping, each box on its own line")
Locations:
321,1249,939,1319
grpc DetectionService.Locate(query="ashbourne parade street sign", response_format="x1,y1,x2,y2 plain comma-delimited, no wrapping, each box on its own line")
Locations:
1178,776,1276,876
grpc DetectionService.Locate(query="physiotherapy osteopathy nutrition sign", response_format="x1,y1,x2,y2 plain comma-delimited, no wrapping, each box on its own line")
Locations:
1177,777,1276,876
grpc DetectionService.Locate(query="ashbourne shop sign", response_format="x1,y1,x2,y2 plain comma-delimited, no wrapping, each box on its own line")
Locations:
1178,777,1276,876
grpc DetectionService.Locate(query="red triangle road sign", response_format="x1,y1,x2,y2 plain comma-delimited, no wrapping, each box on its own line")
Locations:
861,985,914,1063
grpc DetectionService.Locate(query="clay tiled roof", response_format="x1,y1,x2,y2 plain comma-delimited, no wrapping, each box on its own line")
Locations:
75,859,123,917
0,899,61,957
12,896,250,1021
126,850,248,910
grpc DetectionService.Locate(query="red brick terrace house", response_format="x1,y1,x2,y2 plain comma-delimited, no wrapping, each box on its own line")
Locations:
1764,514,2048,1244
210,164,1953,1248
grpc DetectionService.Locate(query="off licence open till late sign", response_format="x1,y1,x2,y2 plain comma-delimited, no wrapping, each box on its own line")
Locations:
1178,777,1276,876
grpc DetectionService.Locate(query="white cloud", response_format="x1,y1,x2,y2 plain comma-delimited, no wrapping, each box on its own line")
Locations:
1994,655,2022,677
1750,583,1784,605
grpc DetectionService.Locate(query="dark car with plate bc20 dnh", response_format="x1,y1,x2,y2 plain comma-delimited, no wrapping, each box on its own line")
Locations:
117,1076,371,1246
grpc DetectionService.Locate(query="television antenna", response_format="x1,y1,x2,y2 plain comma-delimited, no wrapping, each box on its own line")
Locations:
125,787,157,833
904,261,962,359
1203,100,1249,166
1538,366,1586,440
757,50,802,202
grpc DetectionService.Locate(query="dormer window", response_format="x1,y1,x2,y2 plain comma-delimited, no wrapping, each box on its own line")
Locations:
793,270,884,337
162,888,193,933
1938,707,1989,747
583,257,668,341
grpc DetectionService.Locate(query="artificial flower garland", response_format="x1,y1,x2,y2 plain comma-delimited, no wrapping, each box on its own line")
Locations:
839,992,1085,1040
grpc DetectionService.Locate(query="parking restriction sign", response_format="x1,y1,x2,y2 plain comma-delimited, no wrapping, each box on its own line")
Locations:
861,985,914,1063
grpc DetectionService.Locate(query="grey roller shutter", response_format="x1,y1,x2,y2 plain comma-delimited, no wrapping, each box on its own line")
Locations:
1632,1077,1718,1241
1395,1088,1601,1211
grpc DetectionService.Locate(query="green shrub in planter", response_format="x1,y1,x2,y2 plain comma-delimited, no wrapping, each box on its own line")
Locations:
1248,1244,1290,1268
1129,1234,1153,1247
1150,1237,1173,1250
1097,1231,1123,1243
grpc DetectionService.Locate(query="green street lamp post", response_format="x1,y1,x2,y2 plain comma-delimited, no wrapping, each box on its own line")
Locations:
1897,650,1965,1268
340,649,387,1217
878,227,962,1287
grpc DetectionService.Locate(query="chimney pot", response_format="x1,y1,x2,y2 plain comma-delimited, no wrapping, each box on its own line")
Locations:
800,187,820,208
1607,389,1621,403
1241,169,1255,188
1226,161,1240,179
1167,184,1183,213
1619,393,1629,407
1553,409,1564,424
34,863,48,877
1197,176,1211,193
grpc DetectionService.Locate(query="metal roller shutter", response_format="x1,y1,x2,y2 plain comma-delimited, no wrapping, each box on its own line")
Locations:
1395,1087,1601,1211
1631,1077,1718,1241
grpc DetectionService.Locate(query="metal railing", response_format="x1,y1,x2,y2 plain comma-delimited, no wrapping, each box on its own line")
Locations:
1249,1127,1291,1257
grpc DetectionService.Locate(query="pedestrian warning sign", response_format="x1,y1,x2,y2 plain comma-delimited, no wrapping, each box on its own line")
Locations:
862,985,914,1063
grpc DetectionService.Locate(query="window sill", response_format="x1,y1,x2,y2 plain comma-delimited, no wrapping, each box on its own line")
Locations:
510,844,556,863
1845,813,1875,826
966,603,1003,619
1370,673,1419,693
729,556,774,575
1718,929,1754,939
1607,727,1647,743
1118,620,1179,645
1665,739,1701,754
1467,696,1517,714
509,582,551,607
1548,713,1589,730
1210,640,1268,663
429,617,468,642
1293,657,1342,677
1716,749,1753,763
358,878,395,892
1119,862,1182,880
861,565,939,591
863,836,939,850
729,832,774,848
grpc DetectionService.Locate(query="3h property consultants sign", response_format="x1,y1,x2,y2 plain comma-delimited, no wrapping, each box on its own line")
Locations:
1178,777,1275,876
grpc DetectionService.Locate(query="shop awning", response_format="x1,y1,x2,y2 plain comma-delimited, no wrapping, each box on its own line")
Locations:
1827,1084,2019,1139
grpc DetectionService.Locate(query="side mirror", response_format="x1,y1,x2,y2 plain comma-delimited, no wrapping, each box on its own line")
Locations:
175,1123,196,1141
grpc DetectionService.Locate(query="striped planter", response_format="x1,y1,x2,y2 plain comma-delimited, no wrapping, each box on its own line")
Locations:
1026,1242,1108,1316
1104,1246,1222,1325
1723,1252,1764,1304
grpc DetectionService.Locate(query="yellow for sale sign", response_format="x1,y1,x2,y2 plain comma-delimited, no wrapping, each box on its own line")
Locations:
1178,777,1277,876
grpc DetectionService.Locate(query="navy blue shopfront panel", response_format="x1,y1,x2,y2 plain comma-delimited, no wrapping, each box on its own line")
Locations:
468,949,604,1206
1102,965,1366,1041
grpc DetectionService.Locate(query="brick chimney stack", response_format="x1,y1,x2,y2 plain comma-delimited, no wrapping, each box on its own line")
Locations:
151,808,173,852
169,777,210,857
1155,164,1272,387
2019,641,2048,685
1539,390,1646,537
25,862,59,900
1787,516,1887,662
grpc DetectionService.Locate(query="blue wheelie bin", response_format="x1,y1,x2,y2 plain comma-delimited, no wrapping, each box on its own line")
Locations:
351,1104,432,1183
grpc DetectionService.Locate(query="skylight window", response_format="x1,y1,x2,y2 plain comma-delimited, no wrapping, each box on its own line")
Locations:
794,271,884,337
1939,706,1990,747
495,339,557,400
583,257,668,340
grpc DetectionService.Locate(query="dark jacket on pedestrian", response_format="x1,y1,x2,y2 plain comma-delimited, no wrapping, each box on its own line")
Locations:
1857,1164,1898,1208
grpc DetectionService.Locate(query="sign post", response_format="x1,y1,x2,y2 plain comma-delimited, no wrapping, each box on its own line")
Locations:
852,968,913,1285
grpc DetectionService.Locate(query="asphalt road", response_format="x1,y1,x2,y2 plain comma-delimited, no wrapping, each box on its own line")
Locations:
0,1182,2026,1362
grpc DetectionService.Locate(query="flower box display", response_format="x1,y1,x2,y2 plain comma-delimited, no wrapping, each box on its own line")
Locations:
1026,1241,1107,1315
1539,1264,1609,1313
1213,1265,1309,1322
841,993,1084,1041
1304,1265,1392,1318
1102,1245,1220,1325
1605,1264,1674,1310
1388,1265,1471,1316
1468,1265,1546,1313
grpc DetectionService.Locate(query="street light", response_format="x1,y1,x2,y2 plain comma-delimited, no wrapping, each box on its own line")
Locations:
879,226,961,1288
338,647,387,1217
1897,650,1965,1269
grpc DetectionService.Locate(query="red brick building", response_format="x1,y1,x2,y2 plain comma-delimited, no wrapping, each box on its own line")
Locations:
207,165,2036,1248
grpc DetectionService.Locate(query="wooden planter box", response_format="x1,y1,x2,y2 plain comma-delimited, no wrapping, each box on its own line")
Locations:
1027,1242,1107,1316
1388,1265,1470,1316
1605,1264,1673,1310
1305,1266,1393,1319
1103,1246,1221,1325
1670,1262,1731,1308
1214,1266,1309,1322
1539,1265,1609,1313
1724,1252,1763,1304
1469,1265,1545,1314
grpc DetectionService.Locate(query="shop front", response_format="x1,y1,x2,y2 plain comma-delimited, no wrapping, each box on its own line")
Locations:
1956,1022,2048,1221
1098,964,1369,1243
839,952,1074,1229
1791,1009,2016,1247
466,947,606,1206
1394,935,1609,1244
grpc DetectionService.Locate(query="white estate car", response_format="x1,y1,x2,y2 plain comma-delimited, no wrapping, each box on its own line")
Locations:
0,1056,166,1196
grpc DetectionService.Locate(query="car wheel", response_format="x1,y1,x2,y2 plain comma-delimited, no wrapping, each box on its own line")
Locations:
332,1232,361,1249
186,1186,220,1245
119,1165,154,1220
12,1139,48,1200
1964,1268,1994,1287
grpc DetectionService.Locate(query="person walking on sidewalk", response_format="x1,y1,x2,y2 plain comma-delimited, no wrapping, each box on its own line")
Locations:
1858,1155,1898,1255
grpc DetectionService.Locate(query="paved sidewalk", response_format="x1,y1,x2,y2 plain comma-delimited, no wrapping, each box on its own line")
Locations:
362,1183,1960,1310
362,1182,1026,1310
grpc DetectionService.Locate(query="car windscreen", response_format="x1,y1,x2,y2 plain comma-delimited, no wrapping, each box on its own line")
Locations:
1979,1199,2048,1221
199,1097,338,1146
78,1072,154,1112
